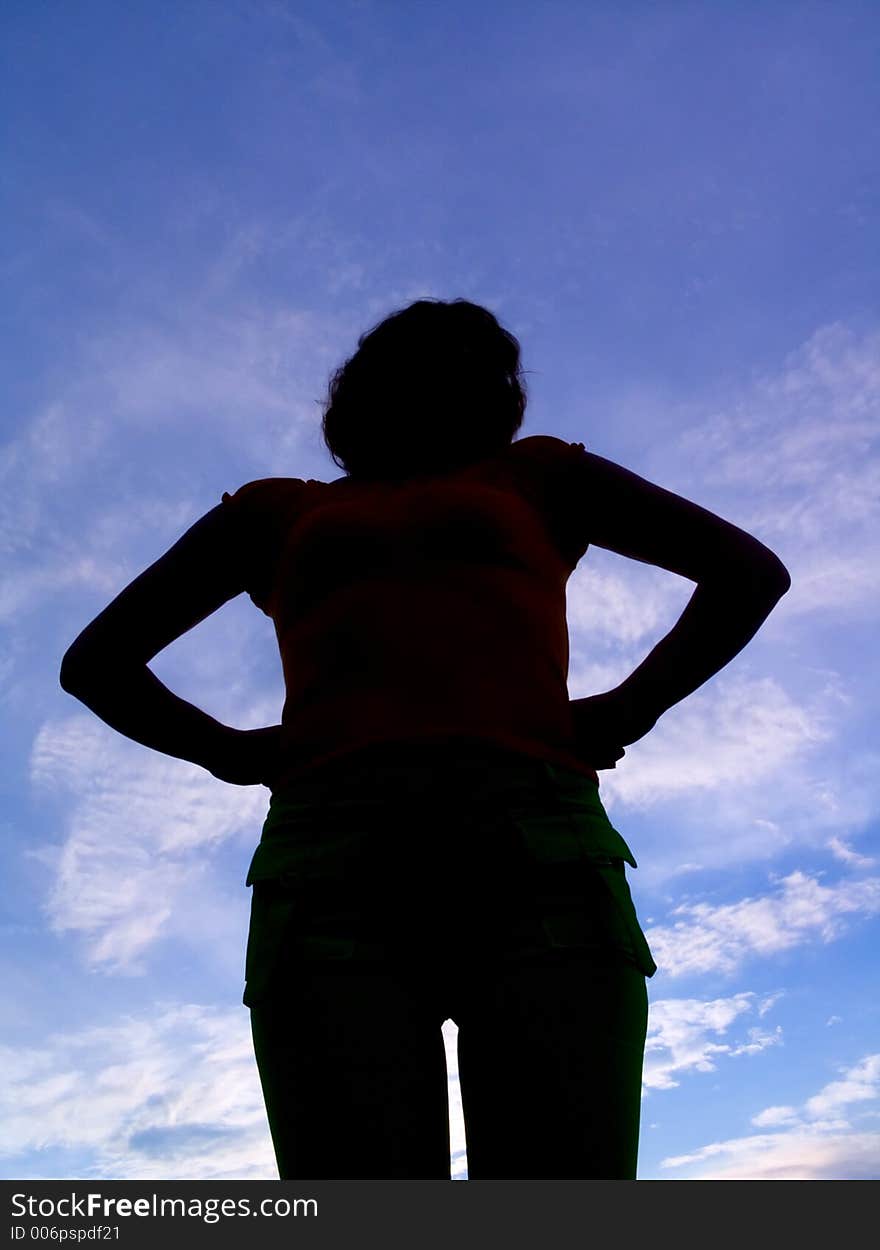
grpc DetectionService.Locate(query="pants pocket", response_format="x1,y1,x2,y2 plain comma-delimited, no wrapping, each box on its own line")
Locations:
505,807,658,978
589,860,658,979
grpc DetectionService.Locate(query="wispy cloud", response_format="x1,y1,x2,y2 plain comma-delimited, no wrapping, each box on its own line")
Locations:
0,999,468,1181
0,1003,274,1179
560,322,880,893
654,322,880,621
0,294,346,637
588,667,876,883
643,991,784,1091
660,1052,880,1179
603,672,829,805
826,836,877,869
568,557,692,648
662,1127,880,1179
29,715,268,973
645,868,880,980
803,1053,880,1120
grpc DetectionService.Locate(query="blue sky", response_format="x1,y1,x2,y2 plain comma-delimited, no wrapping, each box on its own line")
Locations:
2,0,878,1180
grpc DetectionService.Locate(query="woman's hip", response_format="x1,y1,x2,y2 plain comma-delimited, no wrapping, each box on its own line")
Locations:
240,758,658,1008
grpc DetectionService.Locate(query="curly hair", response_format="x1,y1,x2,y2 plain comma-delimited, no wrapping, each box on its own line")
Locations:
320,298,528,479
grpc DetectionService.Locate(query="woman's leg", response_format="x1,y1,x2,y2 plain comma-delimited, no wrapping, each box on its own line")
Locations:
249,963,452,1180
455,948,649,1179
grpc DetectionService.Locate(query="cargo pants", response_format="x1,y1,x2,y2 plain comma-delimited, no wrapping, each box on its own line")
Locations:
241,741,658,1180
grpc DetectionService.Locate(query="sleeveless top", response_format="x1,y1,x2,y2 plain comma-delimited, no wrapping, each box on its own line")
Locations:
220,434,601,794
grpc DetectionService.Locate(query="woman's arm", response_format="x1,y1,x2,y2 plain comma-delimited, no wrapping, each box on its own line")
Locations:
613,565,790,728
61,658,230,770
60,660,283,784
566,447,791,765
59,501,282,786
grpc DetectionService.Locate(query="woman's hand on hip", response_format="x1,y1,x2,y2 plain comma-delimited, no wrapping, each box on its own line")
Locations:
207,724,284,787
570,690,657,770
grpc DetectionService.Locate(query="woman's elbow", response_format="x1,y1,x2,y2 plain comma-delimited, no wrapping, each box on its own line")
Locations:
712,547,792,603
761,553,792,596
745,553,791,606
59,651,86,694
59,643,101,694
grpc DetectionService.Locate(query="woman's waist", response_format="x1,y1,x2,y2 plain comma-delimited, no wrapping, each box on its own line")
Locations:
269,725,598,797
247,751,636,889
280,649,568,721
272,736,545,796
260,733,612,840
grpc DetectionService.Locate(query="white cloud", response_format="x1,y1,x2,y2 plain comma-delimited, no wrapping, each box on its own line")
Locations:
644,869,880,980
774,549,878,619
804,1054,880,1120
660,1128,879,1179
0,548,138,627
827,836,876,869
562,323,880,892
0,1003,275,1179
0,1001,466,1181
751,1105,800,1127
0,295,344,631
600,672,829,807
728,1026,784,1056
585,669,877,885
568,556,691,648
661,1051,880,1179
655,322,880,620
28,715,268,973
757,991,784,1017
643,992,782,1091
84,306,327,435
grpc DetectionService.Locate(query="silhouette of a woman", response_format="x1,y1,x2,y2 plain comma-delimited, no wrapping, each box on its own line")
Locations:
60,298,791,1179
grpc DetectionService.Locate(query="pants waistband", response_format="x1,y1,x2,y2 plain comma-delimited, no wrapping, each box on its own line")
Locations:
267,743,589,809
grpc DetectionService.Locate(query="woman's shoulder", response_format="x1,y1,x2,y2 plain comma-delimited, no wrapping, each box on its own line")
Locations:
506,436,592,489
222,474,323,496
509,434,588,462
220,475,324,513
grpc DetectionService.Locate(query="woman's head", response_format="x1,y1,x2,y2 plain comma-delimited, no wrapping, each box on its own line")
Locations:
320,298,527,479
